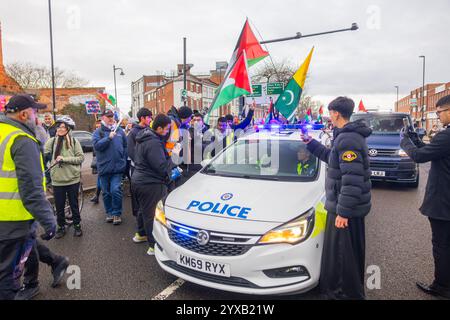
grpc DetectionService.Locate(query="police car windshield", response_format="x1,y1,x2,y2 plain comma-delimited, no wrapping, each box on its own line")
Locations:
203,139,319,182
351,114,408,134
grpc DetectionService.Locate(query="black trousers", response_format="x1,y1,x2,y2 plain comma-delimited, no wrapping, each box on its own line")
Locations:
130,166,139,217
23,240,60,288
429,218,450,290
53,183,81,227
132,183,167,245
319,212,366,300
0,234,34,300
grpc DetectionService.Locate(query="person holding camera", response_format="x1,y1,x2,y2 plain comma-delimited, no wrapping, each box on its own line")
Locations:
401,95,450,299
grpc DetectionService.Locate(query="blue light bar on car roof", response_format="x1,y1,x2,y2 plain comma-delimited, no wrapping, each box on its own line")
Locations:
256,124,325,131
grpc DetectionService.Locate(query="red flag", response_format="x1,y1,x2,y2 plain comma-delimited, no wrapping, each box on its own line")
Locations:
97,92,113,105
358,100,367,112
318,105,324,115
228,19,269,71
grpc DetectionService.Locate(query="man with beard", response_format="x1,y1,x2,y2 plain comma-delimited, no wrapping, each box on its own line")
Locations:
0,95,57,300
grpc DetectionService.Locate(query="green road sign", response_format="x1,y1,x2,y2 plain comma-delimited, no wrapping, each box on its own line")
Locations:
267,82,284,95
248,84,262,97
181,89,188,98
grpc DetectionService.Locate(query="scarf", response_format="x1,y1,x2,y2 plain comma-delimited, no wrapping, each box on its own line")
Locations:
54,133,72,160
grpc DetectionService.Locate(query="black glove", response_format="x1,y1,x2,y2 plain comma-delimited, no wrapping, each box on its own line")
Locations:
40,225,56,241
401,128,422,148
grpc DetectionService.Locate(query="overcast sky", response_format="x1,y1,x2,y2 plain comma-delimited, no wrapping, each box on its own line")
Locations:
1,0,449,112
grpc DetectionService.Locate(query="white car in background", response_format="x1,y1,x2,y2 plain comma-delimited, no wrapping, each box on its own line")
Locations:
153,125,329,295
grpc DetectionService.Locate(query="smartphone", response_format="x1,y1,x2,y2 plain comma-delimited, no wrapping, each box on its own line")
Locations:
403,118,413,133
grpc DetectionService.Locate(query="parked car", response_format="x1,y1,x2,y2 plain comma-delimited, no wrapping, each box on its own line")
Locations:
72,130,94,152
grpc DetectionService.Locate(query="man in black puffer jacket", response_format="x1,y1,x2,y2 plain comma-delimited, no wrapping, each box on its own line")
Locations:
131,114,176,256
302,97,372,300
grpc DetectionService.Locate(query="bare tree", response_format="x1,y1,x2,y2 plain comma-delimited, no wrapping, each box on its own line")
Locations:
5,62,89,89
251,58,297,85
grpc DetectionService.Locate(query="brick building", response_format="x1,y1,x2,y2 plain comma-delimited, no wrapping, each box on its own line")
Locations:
132,62,244,123
131,75,166,117
396,82,450,130
144,74,205,115
27,87,106,113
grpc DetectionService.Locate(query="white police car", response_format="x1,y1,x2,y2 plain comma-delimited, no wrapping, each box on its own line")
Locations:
153,125,328,295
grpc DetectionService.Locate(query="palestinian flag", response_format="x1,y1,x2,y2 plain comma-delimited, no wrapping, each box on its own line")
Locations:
274,47,314,123
108,95,117,107
97,92,116,106
317,105,324,123
206,51,252,122
226,19,269,74
304,108,313,123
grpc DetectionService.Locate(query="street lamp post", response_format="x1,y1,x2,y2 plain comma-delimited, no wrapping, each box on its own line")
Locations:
260,23,359,45
183,37,187,107
48,0,57,119
395,86,399,111
113,65,125,109
419,55,426,128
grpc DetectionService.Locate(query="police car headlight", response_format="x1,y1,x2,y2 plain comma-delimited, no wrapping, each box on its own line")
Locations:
155,201,167,227
398,149,408,157
258,208,315,245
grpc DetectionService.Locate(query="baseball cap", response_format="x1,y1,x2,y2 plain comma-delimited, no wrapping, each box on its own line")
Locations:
5,95,47,113
102,109,115,117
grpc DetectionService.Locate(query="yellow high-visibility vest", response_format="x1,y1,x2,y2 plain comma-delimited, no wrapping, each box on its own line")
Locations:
0,122,45,222
165,120,180,156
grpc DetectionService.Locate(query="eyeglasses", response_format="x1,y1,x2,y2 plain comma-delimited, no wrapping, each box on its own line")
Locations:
436,108,449,116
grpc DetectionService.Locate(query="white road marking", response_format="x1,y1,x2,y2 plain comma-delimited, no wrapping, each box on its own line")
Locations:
152,278,185,300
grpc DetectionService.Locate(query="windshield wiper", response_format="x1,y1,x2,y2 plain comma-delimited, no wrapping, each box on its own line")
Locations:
242,175,279,181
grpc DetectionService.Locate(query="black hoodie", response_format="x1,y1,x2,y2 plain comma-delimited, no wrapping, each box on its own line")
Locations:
132,128,176,185
127,123,147,164
307,120,372,218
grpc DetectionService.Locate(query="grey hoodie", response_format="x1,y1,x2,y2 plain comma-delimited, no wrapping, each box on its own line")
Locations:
0,115,56,240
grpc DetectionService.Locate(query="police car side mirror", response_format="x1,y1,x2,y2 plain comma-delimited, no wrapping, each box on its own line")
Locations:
201,159,211,168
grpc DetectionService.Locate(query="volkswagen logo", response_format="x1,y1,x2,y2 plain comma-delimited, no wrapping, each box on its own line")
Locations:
220,193,233,201
368,149,378,157
196,230,210,246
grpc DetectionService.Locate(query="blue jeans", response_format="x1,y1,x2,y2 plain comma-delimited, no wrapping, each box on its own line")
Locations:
99,174,123,217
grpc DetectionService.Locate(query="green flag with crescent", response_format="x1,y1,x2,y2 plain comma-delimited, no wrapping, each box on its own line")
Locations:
273,47,314,123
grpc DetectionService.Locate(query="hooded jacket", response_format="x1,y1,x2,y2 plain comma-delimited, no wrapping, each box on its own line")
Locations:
132,128,176,185
307,121,372,218
127,123,147,165
0,115,56,240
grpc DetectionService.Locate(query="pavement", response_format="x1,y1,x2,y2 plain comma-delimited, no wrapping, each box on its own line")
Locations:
34,163,439,300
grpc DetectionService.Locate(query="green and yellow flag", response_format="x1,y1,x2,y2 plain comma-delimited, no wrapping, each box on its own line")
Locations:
274,47,314,123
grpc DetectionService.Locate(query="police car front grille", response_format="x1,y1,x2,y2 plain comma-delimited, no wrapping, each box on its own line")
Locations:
168,229,252,257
